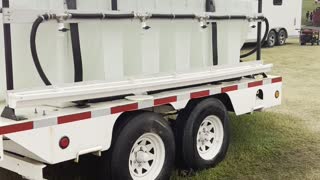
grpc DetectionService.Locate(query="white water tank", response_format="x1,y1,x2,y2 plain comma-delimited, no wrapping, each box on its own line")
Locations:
0,0,256,102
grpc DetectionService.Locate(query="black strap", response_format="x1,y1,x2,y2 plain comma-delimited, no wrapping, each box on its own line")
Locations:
111,0,118,10
2,0,14,90
66,0,83,82
206,0,218,66
211,22,218,66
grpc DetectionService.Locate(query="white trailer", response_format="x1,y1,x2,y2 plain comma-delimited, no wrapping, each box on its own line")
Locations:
246,0,302,47
0,0,282,179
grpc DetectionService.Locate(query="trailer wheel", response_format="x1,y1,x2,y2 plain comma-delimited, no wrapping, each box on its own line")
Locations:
175,98,230,170
100,112,175,180
266,30,277,47
276,29,287,46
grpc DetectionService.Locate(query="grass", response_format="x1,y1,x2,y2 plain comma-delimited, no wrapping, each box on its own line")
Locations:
171,113,320,180
302,0,320,26
171,38,320,180
1,38,320,180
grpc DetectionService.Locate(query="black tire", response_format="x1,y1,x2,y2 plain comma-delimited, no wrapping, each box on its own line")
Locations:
99,112,175,180
276,29,287,46
266,30,277,47
175,98,230,170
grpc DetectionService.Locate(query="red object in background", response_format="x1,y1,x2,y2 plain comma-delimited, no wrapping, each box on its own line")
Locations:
313,7,320,26
300,28,320,45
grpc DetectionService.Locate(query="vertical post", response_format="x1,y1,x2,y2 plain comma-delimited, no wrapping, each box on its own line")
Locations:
257,0,262,61
211,23,218,65
206,0,218,66
66,0,83,82
2,0,14,90
111,0,118,10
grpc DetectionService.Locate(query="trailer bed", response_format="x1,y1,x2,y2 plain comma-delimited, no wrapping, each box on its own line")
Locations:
0,75,281,136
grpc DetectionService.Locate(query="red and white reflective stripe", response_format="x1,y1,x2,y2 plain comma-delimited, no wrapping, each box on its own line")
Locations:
272,77,282,83
58,112,92,124
221,85,238,93
111,103,138,114
191,90,210,99
0,122,33,135
154,96,177,106
0,77,282,136
248,80,263,88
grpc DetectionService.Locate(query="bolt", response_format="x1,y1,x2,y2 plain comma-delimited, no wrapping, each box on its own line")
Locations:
34,108,38,114
43,110,46,116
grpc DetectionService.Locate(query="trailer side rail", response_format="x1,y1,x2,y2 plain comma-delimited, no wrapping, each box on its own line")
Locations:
0,76,282,137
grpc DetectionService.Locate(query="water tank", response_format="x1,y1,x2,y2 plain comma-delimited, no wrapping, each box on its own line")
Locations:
0,0,255,101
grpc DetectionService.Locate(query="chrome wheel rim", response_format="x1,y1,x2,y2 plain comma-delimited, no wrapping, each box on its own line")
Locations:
269,34,276,46
279,31,286,45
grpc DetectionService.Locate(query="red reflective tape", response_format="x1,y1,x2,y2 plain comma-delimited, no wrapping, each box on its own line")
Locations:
191,90,210,99
58,112,91,124
248,81,263,88
221,85,238,93
272,77,282,83
154,96,177,106
111,103,138,114
0,122,33,135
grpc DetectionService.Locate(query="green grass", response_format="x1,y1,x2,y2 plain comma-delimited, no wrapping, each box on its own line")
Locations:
170,38,320,180
302,0,320,26
172,112,320,180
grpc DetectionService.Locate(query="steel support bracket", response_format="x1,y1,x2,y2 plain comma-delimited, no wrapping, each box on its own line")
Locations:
1,106,18,120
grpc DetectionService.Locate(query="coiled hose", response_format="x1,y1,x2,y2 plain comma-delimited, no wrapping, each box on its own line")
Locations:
240,17,270,58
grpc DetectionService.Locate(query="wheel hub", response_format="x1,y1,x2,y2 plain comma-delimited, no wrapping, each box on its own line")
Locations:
198,127,211,145
135,148,149,163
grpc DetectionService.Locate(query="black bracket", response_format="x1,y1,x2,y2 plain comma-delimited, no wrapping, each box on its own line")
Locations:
1,106,27,121
1,106,18,120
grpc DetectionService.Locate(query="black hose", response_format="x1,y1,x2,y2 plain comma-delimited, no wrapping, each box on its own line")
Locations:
66,0,84,83
240,17,269,58
71,13,104,19
30,12,266,86
30,14,53,86
70,13,135,19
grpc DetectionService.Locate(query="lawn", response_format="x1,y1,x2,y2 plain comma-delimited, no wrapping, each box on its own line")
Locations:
172,38,320,180
1,39,320,180
302,0,320,26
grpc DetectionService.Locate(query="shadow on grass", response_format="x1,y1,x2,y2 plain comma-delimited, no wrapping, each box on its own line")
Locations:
1,112,320,180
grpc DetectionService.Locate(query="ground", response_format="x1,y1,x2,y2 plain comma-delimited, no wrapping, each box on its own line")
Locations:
1,39,320,180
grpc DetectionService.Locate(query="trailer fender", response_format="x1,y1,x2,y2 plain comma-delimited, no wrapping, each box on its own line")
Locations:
225,80,282,115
